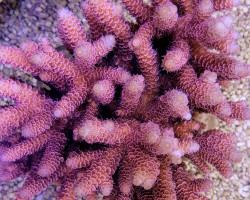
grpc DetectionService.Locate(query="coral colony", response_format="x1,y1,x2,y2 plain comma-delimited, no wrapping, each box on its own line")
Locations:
0,0,249,199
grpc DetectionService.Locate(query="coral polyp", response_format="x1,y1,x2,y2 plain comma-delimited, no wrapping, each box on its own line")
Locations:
0,0,249,199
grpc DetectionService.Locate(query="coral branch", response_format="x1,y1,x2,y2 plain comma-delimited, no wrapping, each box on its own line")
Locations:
57,8,88,50
191,130,242,178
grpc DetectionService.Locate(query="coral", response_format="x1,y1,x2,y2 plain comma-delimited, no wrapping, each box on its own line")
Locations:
0,0,249,200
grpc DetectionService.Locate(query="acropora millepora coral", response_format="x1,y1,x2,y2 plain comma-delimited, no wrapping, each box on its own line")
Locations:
0,0,249,199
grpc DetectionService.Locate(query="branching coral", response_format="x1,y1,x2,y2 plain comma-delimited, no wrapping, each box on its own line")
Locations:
0,0,249,200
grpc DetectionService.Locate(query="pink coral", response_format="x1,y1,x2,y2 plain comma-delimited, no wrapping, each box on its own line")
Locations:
190,130,242,178
177,65,224,107
37,131,66,177
74,146,123,197
0,0,249,200
74,34,116,71
173,164,212,200
152,158,177,199
152,0,178,32
122,0,152,24
57,7,88,50
129,22,159,102
0,79,54,138
92,79,115,104
162,39,189,72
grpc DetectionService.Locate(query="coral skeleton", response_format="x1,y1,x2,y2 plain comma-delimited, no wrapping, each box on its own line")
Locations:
0,0,249,199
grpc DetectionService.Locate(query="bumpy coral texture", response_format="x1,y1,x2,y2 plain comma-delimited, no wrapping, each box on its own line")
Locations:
0,0,249,200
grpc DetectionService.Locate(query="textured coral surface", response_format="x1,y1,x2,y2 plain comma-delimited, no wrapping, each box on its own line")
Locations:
0,0,249,200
